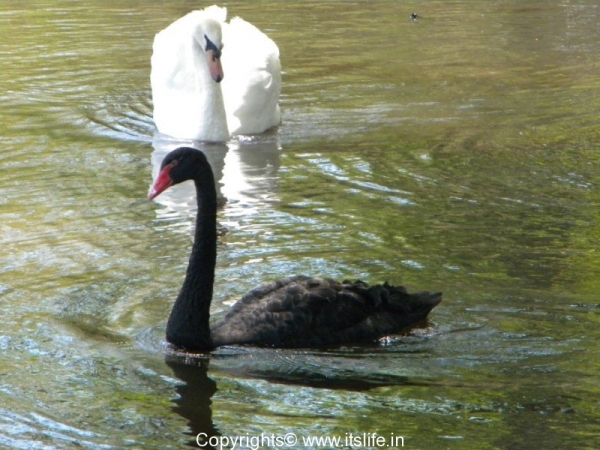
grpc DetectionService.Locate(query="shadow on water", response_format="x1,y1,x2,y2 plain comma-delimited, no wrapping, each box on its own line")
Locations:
165,320,439,446
165,354,218,448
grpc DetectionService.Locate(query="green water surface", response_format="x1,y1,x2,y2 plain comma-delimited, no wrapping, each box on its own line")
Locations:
1,0,600,448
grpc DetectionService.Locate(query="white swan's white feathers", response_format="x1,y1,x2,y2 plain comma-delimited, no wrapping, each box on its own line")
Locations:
151,6,281,142
221,17,281,135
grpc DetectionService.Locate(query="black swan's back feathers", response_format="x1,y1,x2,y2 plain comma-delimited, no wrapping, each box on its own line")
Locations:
211,276,441,348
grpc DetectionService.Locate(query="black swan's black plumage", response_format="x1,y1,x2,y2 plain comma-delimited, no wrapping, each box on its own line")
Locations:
149,147,441,351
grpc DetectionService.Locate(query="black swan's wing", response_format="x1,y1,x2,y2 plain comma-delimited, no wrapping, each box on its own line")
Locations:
211,276,441,348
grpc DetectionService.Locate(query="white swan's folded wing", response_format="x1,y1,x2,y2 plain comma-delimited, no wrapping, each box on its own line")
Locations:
221,17,281,135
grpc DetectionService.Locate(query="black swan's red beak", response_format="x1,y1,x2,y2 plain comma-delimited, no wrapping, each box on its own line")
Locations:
148,164,174,200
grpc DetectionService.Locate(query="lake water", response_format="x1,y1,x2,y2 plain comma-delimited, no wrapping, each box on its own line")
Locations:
2,0,600,448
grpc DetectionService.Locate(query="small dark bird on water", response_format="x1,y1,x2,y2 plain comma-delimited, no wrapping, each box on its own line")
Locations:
148,147,442,351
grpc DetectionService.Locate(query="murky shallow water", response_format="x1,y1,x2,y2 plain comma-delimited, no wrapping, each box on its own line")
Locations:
2,0,600,448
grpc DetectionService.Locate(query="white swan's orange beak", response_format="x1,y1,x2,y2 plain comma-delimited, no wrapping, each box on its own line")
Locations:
148,164,173,200
207,50,224,83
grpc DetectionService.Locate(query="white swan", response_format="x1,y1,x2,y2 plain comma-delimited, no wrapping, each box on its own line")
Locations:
150,6,281,142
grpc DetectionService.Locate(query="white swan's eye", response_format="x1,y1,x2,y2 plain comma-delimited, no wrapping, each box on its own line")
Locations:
204,34,221,58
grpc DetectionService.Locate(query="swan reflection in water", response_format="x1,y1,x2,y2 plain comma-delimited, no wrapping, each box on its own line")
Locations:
149,133,281,233
166,336,439,447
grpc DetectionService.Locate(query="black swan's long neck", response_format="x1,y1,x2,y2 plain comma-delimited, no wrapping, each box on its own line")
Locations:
166,163,217,350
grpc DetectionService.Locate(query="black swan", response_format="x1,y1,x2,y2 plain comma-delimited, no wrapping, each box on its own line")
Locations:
148,147,442,351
